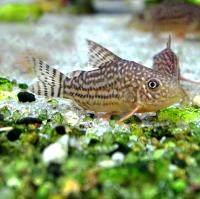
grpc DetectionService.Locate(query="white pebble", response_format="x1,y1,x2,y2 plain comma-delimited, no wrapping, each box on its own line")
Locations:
57,134,69,147
42,143,66,165
99,160,116,168
192,95,200,107
112,152,124,163
64,111,80,125
7,177,21,188
42,135,69,165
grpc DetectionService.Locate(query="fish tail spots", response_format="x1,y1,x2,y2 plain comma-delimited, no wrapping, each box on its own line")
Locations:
27,57,67,98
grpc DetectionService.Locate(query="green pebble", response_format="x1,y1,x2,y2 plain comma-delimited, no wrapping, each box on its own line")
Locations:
18,83,28,90
0,106,11,118
171,179,186,193
0,3,43,23
48,99,59,109
36,183,52,199
38,110,48,121
152,149,165,160
157,107,200,123
51,112,64,124
0,77,13,91
12,110,21,121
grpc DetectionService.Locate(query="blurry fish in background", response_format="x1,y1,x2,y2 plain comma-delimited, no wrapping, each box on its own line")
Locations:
129,1,200,39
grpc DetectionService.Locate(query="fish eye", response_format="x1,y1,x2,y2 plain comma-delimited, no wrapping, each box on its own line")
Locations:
147,79,160,89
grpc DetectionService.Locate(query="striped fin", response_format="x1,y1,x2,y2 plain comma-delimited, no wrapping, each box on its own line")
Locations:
87,40,121,68
152,36,180,79
27,57,66,98
30,81,65,97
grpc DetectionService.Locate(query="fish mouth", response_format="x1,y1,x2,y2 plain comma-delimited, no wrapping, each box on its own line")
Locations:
137,86,189,112
141,88,188,112
167,86,189,107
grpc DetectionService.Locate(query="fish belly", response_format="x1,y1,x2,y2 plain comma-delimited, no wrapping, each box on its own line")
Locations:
72,96,135,115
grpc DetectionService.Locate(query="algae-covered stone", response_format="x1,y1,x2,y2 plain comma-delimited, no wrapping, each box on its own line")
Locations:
0,3,42,23
62,178,80,196
38,109,49,121
18,83,28,90
171,179,187,193
36,183,54,199
157,107,200,123
0,77,13,91
48,99,59,109
0,106,11,118
12,110,21,121
0,78,14,99
21,132,39,145
51,112,64,124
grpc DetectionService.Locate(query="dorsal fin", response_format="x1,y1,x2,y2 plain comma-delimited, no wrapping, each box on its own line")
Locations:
152,36,180,79
166,35,171,49
87,40,121,68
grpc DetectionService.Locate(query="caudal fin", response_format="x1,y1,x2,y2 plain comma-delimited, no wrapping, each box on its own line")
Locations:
27,57,66,98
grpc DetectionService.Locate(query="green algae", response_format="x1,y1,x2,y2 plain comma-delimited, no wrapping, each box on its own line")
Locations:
0,3,42,23
0,78,13,92
157,107,200,123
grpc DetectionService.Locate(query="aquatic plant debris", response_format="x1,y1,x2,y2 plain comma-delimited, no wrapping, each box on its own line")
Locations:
0,76,200,198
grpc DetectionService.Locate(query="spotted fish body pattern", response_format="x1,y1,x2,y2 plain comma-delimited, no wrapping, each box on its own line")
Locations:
29,39,186,120
64,60,167,114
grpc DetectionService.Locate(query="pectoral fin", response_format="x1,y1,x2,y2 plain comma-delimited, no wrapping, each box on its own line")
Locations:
117,105,141,124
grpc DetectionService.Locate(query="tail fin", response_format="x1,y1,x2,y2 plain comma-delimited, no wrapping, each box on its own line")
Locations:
27,57,66,98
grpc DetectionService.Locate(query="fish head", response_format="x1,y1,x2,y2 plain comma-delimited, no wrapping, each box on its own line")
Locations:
137,70,188,112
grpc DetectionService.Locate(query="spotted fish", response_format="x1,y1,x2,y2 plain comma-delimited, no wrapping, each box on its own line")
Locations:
28,38,187,123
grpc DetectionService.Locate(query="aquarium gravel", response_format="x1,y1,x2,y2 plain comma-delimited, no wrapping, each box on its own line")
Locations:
0,13,200,199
